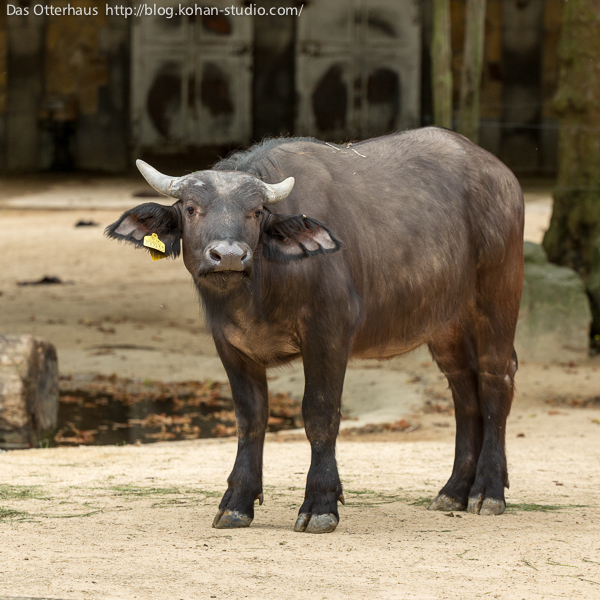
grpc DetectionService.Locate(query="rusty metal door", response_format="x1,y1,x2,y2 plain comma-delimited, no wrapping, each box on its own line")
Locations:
131,1,252,157
296,0,421,141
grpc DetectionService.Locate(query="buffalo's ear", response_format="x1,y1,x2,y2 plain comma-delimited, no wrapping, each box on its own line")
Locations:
261,213,342,261
105,202,182,258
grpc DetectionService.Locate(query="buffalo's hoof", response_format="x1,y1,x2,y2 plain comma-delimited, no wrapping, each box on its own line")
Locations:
428,494,466,512
212,509,253,529
467,494,505,516
294,512,338,534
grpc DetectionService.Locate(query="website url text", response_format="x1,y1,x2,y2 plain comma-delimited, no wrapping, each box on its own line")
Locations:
7,3,304,18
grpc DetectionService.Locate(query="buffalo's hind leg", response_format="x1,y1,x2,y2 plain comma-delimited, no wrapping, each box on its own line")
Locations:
212,338,268,529
465,349,516,515
428,326,483,512
463,258,521,516
466,310,518,515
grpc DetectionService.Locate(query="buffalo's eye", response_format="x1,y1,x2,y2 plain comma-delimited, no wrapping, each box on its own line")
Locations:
253,209,262,219
186,206,195,216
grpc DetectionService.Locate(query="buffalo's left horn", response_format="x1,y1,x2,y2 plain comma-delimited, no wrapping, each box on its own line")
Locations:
136,159,184,199
262,177,295,205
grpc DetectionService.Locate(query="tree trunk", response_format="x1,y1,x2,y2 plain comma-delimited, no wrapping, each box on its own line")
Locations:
457,0,487,143
431,0,453,129
0,335,59,449
543,0,600,330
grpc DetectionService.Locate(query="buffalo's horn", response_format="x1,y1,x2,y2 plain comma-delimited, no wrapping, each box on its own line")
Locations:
262,177,295,205
136,159,184,199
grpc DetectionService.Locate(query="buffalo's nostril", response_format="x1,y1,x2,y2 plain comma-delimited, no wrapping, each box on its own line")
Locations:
203,241,252,273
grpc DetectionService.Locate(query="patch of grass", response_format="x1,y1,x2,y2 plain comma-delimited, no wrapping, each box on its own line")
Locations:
342,497,589,513
339,490,433,508
547,559,576,567
106,484,222,501
183,488,223,498
0,484,49,501
417,529,452,533
47,509,104,519
522,558,538,571
407,497,432,507
0,506,29,520
341,491,434,508
506,502,588,512
0,500,105,521
343,489,403,506
575,578,600,586
109,485,185,497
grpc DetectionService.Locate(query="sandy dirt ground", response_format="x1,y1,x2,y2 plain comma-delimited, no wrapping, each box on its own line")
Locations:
0,178,599,599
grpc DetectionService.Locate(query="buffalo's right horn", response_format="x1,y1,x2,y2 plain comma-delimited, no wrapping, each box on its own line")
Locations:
136,160,184,199
262,177,295,205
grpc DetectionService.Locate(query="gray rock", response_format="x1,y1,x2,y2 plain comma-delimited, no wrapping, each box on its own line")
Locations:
585,236,600,321
0,335,59,449
516,244,591,362
523,241,548,265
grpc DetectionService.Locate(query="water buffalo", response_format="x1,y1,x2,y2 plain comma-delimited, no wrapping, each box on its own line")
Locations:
106,127,524,534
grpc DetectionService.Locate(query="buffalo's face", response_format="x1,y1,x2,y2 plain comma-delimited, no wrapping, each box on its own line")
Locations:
179,172,268,291
105,161,342,293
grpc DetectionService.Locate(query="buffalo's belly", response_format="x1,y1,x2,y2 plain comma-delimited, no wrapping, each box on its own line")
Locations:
351,337,426,360
349,291,470,359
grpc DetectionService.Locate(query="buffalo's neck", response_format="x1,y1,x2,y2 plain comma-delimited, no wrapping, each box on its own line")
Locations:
198,281,259,331
196,269,303,366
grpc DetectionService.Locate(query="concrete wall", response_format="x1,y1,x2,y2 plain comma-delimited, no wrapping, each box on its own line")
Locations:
1,1,564,174
0,11,7,171
252,1,296,141
1,3,129,173
5,11,45,172
421,0,562,175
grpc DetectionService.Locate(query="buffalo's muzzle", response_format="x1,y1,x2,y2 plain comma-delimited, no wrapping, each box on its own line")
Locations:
203,241,252,272
196,241,253,290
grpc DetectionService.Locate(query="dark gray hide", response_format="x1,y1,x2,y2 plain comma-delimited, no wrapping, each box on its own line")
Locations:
106,127,524,533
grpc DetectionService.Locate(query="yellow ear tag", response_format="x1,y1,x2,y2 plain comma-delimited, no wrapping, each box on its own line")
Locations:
143,233,166,261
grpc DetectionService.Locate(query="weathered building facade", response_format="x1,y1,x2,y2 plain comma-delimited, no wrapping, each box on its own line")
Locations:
0,2,129,171
0,0,562,174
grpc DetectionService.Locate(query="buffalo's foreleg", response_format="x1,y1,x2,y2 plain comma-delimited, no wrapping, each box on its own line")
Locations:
295,331,349,534
428,329,482,511
212,338,268,529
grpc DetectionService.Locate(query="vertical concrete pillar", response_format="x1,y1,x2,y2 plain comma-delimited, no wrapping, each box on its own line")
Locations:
0,12,7,170
6,12,45,171
253,1,295,140
500,0,544,174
